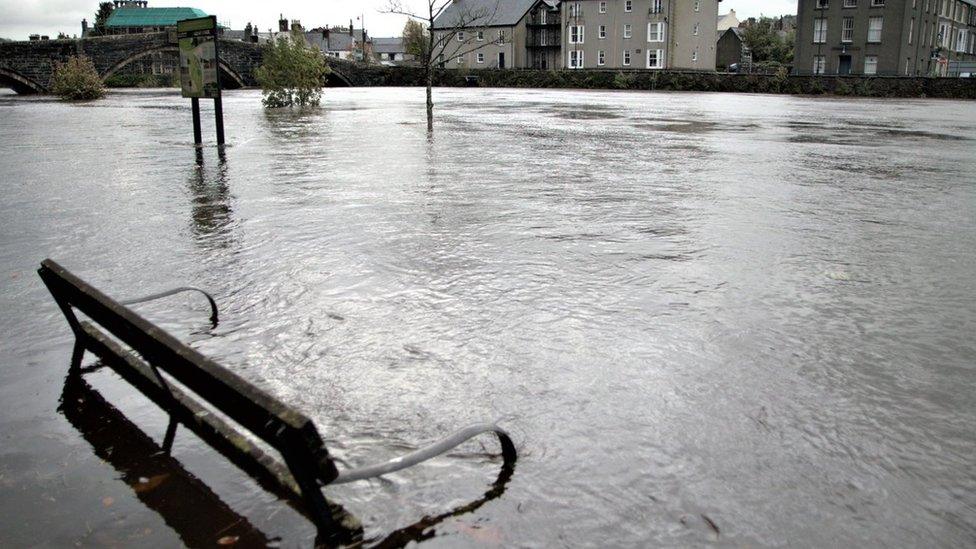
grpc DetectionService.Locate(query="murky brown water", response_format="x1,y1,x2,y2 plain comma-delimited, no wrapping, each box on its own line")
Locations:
1,87,975,547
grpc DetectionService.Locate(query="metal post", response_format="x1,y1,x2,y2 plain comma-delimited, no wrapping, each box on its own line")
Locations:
191,97,202,145
212,23,226,147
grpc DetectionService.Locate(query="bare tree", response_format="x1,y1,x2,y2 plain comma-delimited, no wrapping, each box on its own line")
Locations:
384,0,502,134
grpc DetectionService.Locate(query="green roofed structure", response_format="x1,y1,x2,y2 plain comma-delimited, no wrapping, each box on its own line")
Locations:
104,1,207,35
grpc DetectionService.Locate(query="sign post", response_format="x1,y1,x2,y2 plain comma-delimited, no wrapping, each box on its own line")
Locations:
178,16,224,148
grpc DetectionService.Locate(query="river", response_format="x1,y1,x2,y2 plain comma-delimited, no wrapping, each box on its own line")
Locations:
1,87,974,547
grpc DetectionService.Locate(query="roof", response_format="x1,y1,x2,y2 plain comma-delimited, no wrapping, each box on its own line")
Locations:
304,28,368,53
372,37,404,54
432,0,537,29
106,7,208,28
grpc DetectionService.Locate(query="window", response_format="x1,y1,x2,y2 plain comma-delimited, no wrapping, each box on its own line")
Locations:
477,30,484,41
477,53,484,63
909,18,914,45
599,25,607,39
651,0,663,13
844,0,857,6
569,25,584,44
842,18,854,42
867,16,883,42
693,23,700,35
871,0,885,5
648,22,665,42
599,1,607,13
814,18,827,43
647,49,663,68
816,0,829,7
598,50,606,65
623,50,631,65
692,50,698,62
624,24,632,38
864,55,878,74
456,55,463,64
625,0,632,12
568,49,584,68
958,29,969,53
569,2,581,17
498,30,506,43
457,31,465,41
813,55,826,74
695,0,701,11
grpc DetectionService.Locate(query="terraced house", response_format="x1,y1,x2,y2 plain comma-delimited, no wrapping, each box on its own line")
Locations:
562,0,721,70
432,0,720,70
795,0,976,76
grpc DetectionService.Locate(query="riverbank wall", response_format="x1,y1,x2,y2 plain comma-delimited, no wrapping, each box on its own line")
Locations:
348,66,976,99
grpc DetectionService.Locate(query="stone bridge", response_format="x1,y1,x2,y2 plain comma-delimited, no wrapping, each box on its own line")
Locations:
0,32,362,93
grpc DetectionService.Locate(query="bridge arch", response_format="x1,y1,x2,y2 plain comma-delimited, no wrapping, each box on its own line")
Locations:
101,45,246,89
0,66,46,94
325,68,352,87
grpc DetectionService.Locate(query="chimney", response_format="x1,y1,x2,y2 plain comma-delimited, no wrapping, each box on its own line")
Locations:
81,18,88,37
279,14,288,33
349,19,354,37
291,19,302,33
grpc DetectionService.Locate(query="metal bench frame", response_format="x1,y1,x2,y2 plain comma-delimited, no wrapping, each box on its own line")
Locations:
38,259,516,544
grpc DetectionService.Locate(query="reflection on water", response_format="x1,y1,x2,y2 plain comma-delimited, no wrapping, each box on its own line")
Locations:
1,88,975,547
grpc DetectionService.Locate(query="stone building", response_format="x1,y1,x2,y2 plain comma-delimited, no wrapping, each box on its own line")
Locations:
795,0,976,76
432,0,538,69
715,26,745,70
102,1,208,35
562,0,721,70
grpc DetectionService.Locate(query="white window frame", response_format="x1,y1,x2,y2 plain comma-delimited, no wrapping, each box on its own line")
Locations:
624,24,632,39
598,50,606,65
625,0,633,12
568,49,585,69
842,17,854,42
867,16,883,43
623,50,631,65
599,1,607,13
599,25,607,39
814,18,827,43
569,25,585,44
864,55,878,74
647,22,665,42
647,48,663,69
477,52,485,63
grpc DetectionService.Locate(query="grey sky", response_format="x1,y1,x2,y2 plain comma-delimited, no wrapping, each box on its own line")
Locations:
0,0,797,41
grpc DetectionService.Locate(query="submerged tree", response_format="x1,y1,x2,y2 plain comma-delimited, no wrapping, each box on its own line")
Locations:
51,55,105,100
385,0,501,134
254,30,330,108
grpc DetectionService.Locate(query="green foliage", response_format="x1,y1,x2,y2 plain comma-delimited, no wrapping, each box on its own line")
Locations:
254,31,330,108
91,2,114,36
51,56,105,100
742,18,794,65
403,19,429,60
613,72,636,89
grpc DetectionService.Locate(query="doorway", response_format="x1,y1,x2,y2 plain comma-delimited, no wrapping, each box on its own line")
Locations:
498,52,506,69
838,55,852,75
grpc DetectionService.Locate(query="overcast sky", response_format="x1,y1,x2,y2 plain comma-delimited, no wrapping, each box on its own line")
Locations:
0,0,798,41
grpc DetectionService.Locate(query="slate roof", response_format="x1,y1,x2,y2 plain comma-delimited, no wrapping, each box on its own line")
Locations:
106,7,208,28
372,37,404,54
432,0,537,29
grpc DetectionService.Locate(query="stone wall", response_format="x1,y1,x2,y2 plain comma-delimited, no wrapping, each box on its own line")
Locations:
347,67,976,100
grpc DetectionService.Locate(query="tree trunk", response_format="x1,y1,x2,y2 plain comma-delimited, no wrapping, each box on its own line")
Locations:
425,65,434,134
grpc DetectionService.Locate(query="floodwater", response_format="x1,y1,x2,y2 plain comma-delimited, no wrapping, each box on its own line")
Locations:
1,87,975,547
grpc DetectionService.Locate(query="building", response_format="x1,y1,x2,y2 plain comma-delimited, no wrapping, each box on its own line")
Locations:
101,1,207,34
795,0,976,76
562,0,721,70
372,37,414,64
716,26,746,69
432,0,538,69
305,24,372,61
718,9,741,31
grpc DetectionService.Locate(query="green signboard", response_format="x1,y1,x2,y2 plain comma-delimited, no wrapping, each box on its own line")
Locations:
178,16,219,99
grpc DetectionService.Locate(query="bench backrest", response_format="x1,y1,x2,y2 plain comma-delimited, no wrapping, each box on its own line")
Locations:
38,259,337,482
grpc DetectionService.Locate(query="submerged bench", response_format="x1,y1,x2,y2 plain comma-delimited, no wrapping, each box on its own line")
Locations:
38,259,516,543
